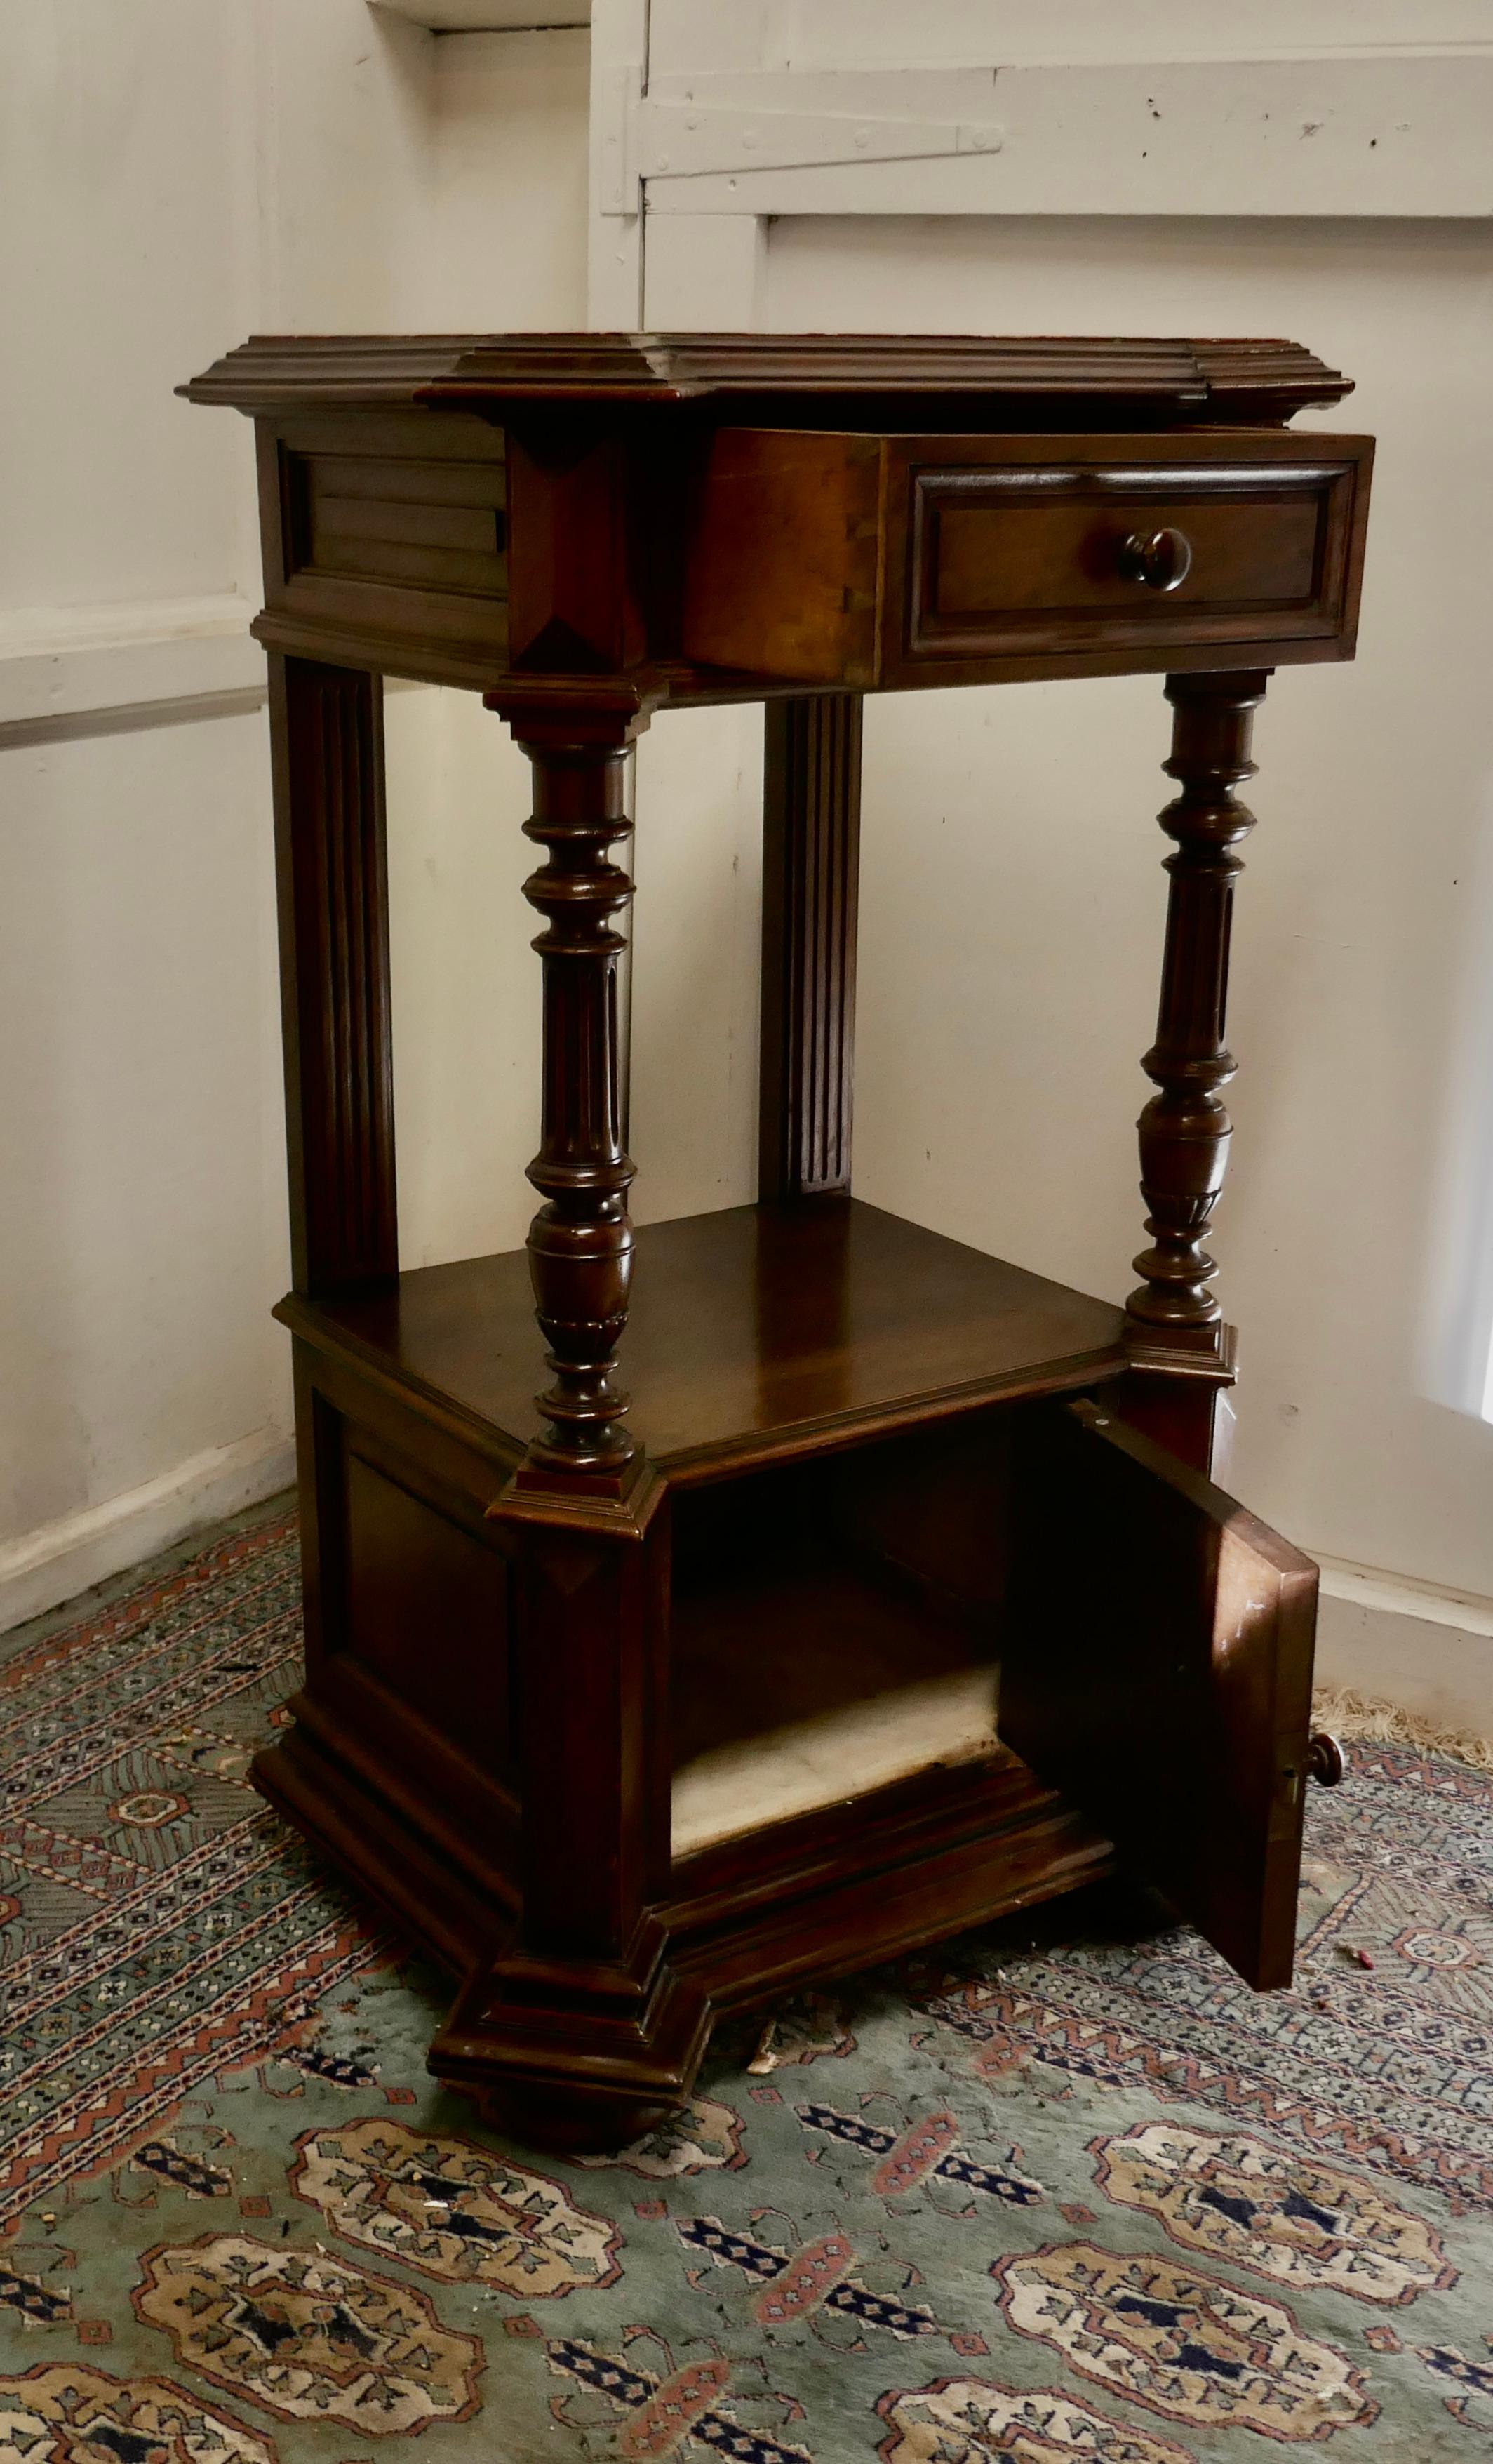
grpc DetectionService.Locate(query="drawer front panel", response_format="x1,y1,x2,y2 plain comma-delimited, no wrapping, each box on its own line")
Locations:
889,437,1370,682
931,484,1320,618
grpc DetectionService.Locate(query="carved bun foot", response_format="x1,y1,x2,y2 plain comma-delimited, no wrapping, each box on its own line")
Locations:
1307,1731,1347,1787
429,1926,711,2156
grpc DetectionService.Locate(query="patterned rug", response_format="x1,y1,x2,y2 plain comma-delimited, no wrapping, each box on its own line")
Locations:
2,1505,1491,2463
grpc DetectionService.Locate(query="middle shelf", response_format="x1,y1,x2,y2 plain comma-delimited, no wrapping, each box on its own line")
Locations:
293,1194,1127,1480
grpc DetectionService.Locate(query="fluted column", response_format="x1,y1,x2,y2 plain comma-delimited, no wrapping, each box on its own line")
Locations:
759,693,864,1201
268,655,397,1299
490,693,650,1488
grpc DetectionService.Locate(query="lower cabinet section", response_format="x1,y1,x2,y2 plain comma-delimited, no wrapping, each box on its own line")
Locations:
257,1350,1325,2145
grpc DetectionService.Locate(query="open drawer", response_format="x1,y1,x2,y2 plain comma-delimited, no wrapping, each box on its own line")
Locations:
681,426,1372,691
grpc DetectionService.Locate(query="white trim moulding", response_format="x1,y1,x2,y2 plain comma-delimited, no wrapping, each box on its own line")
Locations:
0,1430,296,1636
1315,1557,1493,1743
1318,1554,1493,1641
373,1,591,27
0,594,265,749
628,52,1493,218
1,689,268,753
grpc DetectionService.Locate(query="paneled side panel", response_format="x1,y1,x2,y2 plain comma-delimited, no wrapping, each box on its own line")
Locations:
342,1445,518,1790
262,412,510,673
293,450,508,599
264,1373,521,1954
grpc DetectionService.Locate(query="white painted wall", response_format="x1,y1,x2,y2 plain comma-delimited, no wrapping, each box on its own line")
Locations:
1,1,281,1623
387,27,591,1273
0,5,591,1623
0,709,286,1597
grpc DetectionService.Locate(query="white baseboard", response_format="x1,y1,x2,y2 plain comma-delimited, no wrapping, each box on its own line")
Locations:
0,1432,296,1636
1314,1554,1493,1741
0,594,263,736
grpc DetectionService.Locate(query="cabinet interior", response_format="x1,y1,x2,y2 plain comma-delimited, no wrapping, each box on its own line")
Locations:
669,1407,1019,1855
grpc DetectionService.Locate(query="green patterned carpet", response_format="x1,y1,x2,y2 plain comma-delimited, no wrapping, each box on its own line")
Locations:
2,1504,1491,2462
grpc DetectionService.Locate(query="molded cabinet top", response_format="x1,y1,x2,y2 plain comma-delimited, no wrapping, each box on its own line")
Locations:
181,330,1351,426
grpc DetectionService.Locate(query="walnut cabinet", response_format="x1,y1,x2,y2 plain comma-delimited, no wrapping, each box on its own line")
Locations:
184,333,1370,2144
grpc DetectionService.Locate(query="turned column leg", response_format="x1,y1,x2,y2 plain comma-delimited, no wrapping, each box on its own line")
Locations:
489,695,649,1491
451,697,704,2145
1120,670,1269,1473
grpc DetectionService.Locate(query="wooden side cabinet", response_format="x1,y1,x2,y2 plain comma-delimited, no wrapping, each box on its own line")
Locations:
183,333,1370,2145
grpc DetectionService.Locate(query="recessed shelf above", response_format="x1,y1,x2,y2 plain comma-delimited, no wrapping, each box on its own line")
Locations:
374,0,589,27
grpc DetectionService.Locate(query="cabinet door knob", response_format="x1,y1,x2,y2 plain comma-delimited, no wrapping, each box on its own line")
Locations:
1118,526,1193,591
1306,1731,1346,1787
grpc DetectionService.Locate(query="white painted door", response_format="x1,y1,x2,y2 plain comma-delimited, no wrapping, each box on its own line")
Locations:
591,0,1493,324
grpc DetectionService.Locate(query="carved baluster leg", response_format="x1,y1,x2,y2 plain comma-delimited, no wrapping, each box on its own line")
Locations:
1120,670,1269,1473
760,693,864,1201
448,691,704,2145
490,695,649,1492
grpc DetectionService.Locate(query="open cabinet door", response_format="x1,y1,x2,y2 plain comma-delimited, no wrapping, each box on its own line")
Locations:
999,1397,1319,1990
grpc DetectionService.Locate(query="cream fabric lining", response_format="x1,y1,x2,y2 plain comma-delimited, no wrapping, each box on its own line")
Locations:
672,1662,1000,1855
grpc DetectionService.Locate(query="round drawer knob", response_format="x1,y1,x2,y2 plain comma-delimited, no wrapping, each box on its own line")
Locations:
1306,1731,1346,1787
1118,526,1193,592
